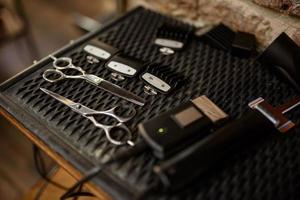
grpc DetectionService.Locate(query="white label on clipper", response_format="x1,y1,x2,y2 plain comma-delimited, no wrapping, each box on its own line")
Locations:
142,73,171,92
154,38,184,49
83,45,111,60
107,61,137,76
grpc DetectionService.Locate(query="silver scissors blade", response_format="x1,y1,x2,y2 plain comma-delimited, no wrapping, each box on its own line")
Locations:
39,87,87,115
98,80,145,106
40,88,98,115
40,88,76,106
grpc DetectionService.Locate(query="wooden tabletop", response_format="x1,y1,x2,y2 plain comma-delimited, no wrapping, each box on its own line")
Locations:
0,106,111,200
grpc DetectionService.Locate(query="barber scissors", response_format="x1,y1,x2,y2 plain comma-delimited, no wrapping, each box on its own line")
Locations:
40,88,136,146
42,55,145,106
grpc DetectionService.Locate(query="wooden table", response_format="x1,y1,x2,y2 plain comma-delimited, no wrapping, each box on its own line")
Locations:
0,107,111,200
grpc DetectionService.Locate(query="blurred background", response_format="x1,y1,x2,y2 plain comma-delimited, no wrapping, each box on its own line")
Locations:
0,0,299,199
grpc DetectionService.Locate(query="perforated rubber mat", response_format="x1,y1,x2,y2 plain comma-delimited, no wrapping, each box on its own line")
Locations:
1,7,300,200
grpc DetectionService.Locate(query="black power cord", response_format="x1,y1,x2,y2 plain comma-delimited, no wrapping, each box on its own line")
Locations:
33,145,68,190
33,144,92,200
60,142,148,200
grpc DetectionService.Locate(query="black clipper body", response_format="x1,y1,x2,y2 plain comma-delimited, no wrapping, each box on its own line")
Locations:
138,95,228,159
153,96,300,189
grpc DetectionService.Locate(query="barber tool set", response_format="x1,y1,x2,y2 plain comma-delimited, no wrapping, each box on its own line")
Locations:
1,7,299,200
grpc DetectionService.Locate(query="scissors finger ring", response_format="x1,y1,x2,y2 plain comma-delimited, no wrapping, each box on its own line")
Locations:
43,69,65,83
51,56,73,70
105,123,134,146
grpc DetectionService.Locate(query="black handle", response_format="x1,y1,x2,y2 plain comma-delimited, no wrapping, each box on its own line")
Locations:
154,109,275,189
258,33,300,92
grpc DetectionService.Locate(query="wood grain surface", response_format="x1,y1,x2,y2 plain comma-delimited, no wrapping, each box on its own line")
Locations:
0,106,111,200
22,167,99,200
